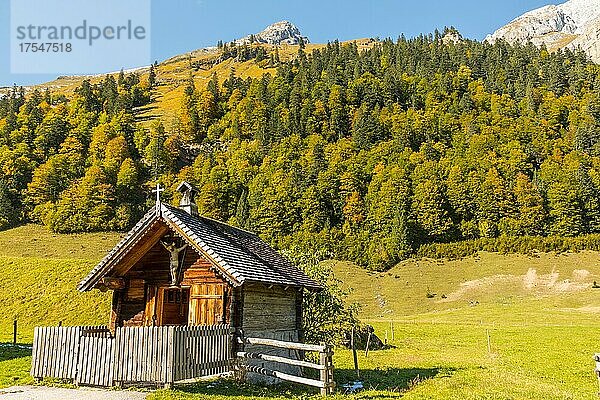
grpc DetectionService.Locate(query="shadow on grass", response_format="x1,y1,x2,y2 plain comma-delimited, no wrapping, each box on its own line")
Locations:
167,379,320,398
166,367,454,398
336,366,453,393
0,343,32,362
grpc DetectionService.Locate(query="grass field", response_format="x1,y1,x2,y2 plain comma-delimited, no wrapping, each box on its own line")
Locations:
2,225,600,398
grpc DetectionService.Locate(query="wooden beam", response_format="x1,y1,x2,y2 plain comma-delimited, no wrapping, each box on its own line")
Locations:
244,365,325,388
112,223,170,277
237,351,325,370
102,277,125,290
238,337,328,352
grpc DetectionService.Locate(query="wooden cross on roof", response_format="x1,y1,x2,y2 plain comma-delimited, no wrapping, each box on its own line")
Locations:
152,183,165,205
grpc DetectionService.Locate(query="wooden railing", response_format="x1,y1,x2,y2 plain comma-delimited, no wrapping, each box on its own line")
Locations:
237,336,335,395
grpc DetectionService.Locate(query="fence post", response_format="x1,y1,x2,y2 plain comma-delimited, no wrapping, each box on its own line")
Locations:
351,326,359,379
233,328,246,382
319,344,334,395
327,345,334,395
13,320,17,344
320,345,329,395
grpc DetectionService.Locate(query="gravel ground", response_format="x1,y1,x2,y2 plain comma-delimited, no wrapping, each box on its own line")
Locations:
0,386,147,399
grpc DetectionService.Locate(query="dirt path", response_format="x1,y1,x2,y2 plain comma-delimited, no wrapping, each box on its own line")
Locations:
0,386,147,400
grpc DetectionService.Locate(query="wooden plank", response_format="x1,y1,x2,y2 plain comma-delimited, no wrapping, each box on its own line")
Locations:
122,327,129,382
112,328,120,384
216,326,221,375
155,327,162,383
30,327,38,377
86,337,95,385
51,327,59,377
71,327,80,379
112,224,170,277
154,327,161,382
46,327,54,378
180,326,187,380
166,326,174,386
197,326,204,376
172,327,179,381
211,325,217,375
93,337,101,386
206,326,212,376
130,328,136,382
72,327,81,385
190,326,196,379
63,328,71,379
144,327,151,382
77,336,86,385
114,331,120,386
236,351,325,370
240,337,326,352
42,327,50,377
136,327,143,382
100,337,108,385
138,327,146,382
102,277,126,290
126,328,133,382
160,327,168,383
54,327,67,379
56,328,64,378
92,337,99,386
90,335,98,385
128,328,136,383
176,327,183,381
69,327,78,378
36,327,45,378
245,365,325,388
106,337,114,386
44,327,51,378
122,328,129,382
71,327,79,379
30,327,40,378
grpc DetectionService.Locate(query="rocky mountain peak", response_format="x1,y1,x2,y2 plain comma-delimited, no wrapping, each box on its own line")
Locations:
486,0,600,63
234,21,310,46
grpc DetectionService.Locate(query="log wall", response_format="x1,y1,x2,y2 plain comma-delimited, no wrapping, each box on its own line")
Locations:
240,284,303,381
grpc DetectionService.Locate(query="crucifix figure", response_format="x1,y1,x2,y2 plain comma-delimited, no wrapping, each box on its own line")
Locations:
160,240,188,286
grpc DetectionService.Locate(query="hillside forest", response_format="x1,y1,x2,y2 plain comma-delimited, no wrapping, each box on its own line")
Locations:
3,30,600,270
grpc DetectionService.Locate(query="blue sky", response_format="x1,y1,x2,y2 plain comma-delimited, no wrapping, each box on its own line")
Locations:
1,0,555,86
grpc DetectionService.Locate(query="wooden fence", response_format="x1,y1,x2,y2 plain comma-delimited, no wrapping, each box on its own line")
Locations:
31,325,334,394
31,325,232,387
237,336,335,395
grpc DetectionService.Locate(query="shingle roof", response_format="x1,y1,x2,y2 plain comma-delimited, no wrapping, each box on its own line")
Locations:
78,203,321,292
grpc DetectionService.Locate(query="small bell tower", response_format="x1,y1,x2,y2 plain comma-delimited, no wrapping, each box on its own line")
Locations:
177,181,199,217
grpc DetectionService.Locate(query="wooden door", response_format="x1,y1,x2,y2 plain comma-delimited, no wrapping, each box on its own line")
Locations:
156,287,189,326
189,284,227,325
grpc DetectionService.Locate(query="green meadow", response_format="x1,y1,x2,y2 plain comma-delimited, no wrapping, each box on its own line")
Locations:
2,225,600,399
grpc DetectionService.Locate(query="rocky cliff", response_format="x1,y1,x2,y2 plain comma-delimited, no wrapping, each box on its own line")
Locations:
234,21,309,46
486,0,600,62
